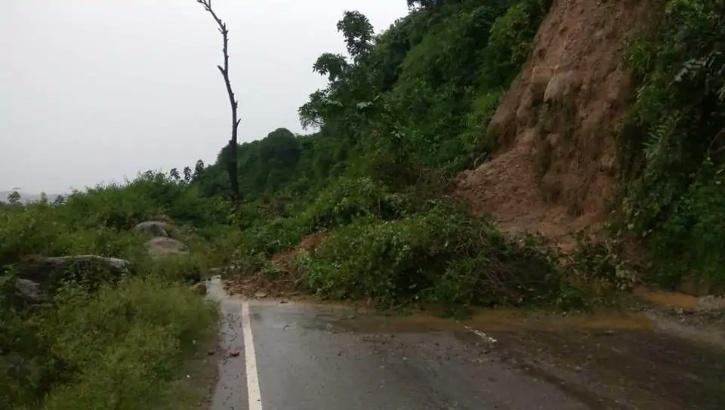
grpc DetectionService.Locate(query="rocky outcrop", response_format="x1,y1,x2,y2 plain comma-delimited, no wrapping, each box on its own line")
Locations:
134,221,170,238
146,237,190,259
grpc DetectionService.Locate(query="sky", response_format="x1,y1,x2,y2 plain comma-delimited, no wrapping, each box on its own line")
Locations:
0,0,409,194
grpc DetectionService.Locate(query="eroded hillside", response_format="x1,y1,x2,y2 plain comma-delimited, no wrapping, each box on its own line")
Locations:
457,0,653,250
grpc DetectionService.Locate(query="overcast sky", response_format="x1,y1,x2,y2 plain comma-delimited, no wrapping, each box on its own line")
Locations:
0,0,408,194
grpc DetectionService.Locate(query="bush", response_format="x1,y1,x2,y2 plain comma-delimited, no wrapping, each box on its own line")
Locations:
62,172,231,229
621,0,725,286
298,204,560,307
301,177,404,229
39,277,215,410
0,204,146,266
239,217,308,258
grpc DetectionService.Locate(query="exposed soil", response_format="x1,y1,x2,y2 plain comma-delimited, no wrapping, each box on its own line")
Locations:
456,0,654,251
269,230,327,272
224,231,328,299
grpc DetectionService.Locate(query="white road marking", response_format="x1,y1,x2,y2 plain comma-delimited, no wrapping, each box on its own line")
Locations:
463,325,498,344
242,301,263,410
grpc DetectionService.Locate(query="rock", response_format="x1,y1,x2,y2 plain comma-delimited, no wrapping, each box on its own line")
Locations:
146,237,189,259
15,278,42,303
134,221,169,238
12,255,130,301
543,71,579,104
254,291,268,298
15,255,130,286
192,282,207,296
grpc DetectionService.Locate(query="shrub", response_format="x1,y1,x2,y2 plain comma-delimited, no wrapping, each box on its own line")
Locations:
39,277,215,410
298,204,560,307
0,204,146,266
301,177,404,229
621,0,725,286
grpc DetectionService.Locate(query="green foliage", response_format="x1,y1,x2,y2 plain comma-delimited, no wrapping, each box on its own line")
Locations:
40,277,215,410
0,174,227,408
0,203,145,266
240,217,308,258
563,238,637,307
313,53,349,82
7,191,21,206
298,204,560,307
62,171,230,229
337,11,375,58
0,268,50,409
622,0,725,286
199,0,552,203
650,159,725,286
0,173,231,267
301,177,404,229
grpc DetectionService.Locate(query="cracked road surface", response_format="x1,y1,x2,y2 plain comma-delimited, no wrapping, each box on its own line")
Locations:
206,278,725,410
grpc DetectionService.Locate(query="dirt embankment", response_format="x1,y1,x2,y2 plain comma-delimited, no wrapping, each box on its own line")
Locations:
457,0,652,250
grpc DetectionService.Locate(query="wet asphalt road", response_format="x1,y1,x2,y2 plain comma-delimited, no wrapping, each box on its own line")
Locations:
206,279,725,410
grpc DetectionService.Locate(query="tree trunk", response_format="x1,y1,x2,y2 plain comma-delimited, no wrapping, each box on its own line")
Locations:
198,0,241,203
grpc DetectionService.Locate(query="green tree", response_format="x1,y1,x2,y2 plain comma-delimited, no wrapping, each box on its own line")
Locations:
7,191,21,206
313,53,349,82
337,11,374,59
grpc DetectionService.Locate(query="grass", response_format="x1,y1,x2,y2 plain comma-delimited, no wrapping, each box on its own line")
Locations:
39,277,217,410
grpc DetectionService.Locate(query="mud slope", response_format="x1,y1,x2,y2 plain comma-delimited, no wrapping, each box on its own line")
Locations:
457,0,651,249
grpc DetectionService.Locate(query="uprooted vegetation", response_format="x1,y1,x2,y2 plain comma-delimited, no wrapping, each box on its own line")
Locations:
296,203,560,307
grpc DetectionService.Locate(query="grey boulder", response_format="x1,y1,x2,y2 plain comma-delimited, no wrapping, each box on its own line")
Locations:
134,221,170,238
146,237,189,259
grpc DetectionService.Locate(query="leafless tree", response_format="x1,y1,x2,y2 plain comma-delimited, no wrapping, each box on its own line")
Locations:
197,0,241,203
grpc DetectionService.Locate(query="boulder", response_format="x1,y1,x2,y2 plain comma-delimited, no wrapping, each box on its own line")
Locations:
13,255,130,301
15,278,42,303
146,237,189,259
543,71,579,104
134,221,169,238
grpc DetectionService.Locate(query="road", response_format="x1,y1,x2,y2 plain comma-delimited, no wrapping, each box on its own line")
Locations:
206,278,725,410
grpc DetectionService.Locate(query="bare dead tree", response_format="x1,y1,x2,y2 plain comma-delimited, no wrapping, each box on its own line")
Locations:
197,0,241,203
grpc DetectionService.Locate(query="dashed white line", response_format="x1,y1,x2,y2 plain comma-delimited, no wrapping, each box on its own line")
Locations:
242,301,263,410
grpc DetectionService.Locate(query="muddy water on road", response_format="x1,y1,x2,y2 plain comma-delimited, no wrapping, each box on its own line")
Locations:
208,278,725,409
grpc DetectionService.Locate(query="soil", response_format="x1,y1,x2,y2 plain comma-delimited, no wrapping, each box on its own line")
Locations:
224,231,328,299
456,0,654,251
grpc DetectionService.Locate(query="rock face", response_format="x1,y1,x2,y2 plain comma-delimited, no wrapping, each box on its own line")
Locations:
146,237,190,259
134,221,170,238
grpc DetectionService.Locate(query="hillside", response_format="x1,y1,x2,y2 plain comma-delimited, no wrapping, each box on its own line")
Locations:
2,0,724,407
199,0,723,294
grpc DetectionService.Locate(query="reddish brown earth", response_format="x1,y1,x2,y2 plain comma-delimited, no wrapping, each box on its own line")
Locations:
225,232,328,299
456,0,653,250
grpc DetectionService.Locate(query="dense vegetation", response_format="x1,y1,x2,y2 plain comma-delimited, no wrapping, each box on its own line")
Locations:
622,0,725,287
191,0,567,310
0,175,230,409
195,0,724,294
2,0,723,407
